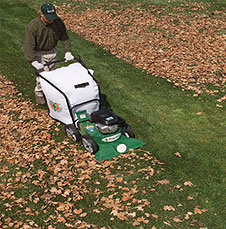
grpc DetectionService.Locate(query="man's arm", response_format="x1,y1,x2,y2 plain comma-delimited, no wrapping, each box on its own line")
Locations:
58,19,74,61
58,18,71,53
24,23,37,62
61,39,71,53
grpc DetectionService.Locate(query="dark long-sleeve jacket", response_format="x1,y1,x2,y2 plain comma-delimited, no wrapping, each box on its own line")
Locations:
24,17,71,62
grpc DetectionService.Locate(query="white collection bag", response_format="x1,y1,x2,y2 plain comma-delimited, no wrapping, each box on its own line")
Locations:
39,63,100,124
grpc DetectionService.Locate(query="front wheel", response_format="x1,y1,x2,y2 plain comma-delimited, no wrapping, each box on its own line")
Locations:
81,135,99,154
65,124,81,142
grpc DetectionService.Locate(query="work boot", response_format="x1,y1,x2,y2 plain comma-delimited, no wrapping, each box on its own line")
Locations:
35,95,46,105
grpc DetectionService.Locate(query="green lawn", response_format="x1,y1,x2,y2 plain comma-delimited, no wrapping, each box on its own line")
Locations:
0,0,225,228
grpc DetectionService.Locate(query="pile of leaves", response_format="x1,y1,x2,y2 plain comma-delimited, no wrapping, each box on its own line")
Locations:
57,2,226,102
0,75,97,228
0,74,210,227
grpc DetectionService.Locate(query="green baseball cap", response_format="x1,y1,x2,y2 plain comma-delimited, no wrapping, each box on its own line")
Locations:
41,3,58,20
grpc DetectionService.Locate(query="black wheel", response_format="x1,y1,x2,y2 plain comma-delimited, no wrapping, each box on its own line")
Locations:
122,125,135,138
65,124,81,142
81,135,99,154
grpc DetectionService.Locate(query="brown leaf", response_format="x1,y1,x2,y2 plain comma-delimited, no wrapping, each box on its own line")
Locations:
194,207,202,214
57,204,66,212
127,212,136,217
172,217,182,223
80,212,87,217
163,221,172,226
116,177,123,183
175,152,182,157
184,181,193,186
73,209,83,214
164,205,175,211
157,179,170,185
57,216,66,223
121,193,133,201
151,214,159,219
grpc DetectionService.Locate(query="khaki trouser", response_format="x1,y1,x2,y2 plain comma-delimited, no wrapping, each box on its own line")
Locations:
35,47,58,97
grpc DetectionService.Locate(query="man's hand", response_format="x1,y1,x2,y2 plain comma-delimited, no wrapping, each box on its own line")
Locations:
64,52,74,62
32,61,44,70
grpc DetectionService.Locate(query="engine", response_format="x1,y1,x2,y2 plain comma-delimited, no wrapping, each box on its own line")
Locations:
91,109,119,134
95,123,118,134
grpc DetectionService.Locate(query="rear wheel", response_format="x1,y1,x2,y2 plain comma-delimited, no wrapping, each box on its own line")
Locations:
65,124,81,142
122,125,135,138
81,135,99,154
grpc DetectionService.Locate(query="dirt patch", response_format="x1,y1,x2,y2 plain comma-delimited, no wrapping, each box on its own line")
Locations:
57,3,226,101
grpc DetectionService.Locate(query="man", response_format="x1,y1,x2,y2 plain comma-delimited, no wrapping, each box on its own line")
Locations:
24,3,74,104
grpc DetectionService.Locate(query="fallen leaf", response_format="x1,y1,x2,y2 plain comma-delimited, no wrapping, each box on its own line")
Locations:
127,212,136,217
73,209,83,214
184,181,193,186
194,207,202,214
116,177,123,183
164,205,175,211
163,221,172,226
57,216,66,223
157,179,170,185
172,217,182,222
80,212,87,217
216,104,223,108
151,214,159,219
175,152,182,157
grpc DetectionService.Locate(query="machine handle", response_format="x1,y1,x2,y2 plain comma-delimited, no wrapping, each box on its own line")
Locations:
34,56,89,76
43,58,66,67
43,57,83,67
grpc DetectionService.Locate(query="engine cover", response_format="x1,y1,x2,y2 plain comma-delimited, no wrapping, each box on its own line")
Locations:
91,109,119,126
